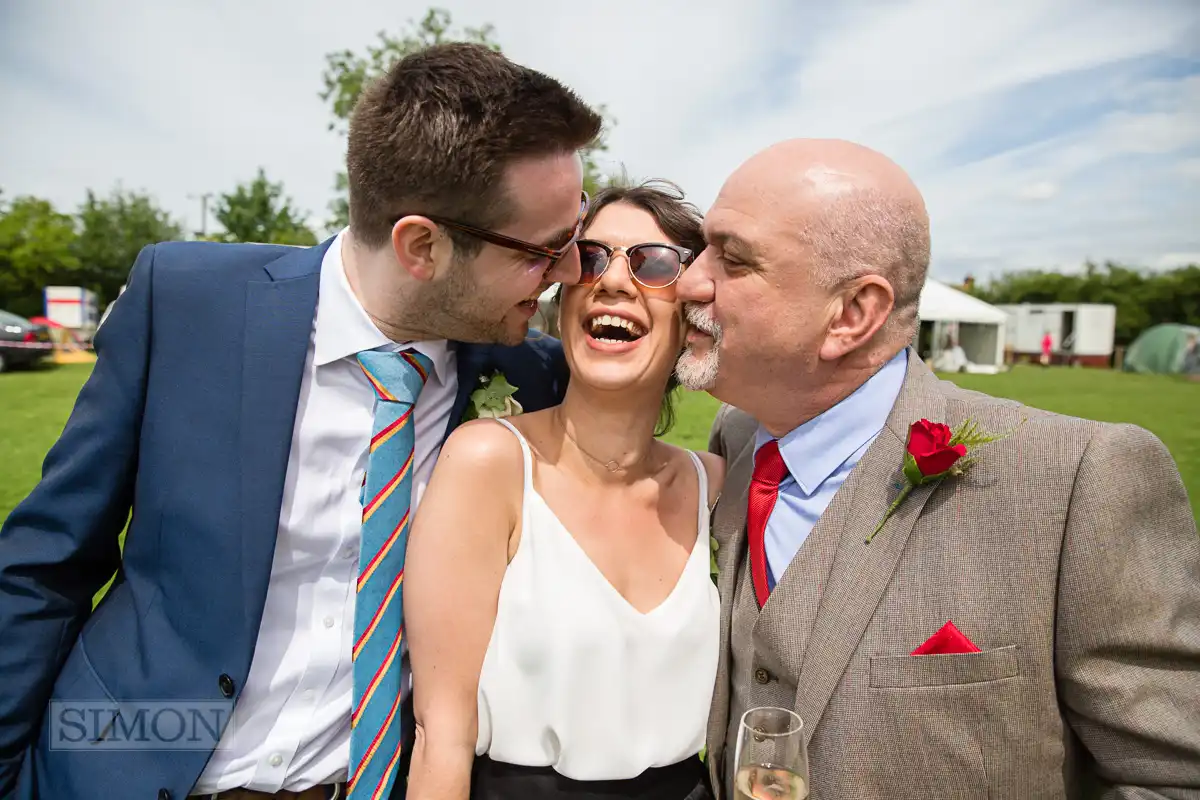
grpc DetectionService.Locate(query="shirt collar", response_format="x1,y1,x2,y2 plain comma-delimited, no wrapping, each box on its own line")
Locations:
754,349,908,495
312,228,452,383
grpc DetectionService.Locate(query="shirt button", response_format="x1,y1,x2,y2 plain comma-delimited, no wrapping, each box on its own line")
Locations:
269,753,283,767
323,616,335,629
342,547,356,560
301,689,315,702
754,667,771,684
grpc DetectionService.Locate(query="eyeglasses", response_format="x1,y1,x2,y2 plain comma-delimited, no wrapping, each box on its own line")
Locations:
576,239,694,289
401,191,590,266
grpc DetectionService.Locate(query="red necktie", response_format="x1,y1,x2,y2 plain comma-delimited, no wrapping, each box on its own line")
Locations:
747,439,788,608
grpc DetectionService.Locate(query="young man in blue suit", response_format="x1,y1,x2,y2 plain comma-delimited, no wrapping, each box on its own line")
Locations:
0,43,601,800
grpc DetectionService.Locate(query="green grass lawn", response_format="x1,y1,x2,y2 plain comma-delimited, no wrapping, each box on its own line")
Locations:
2,362,1198,526
1,363,99,518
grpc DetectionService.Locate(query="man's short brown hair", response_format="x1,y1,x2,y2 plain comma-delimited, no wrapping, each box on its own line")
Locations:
346,42,603,251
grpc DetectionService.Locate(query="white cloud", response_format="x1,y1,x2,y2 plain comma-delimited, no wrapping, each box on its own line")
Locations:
1,0,1197,282
1176,158,1200,180
1017,181,1059,201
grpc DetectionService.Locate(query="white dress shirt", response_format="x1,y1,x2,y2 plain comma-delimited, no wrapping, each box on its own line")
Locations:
192,231,457,794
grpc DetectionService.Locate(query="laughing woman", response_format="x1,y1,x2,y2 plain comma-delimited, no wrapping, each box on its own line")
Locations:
402,181,723,800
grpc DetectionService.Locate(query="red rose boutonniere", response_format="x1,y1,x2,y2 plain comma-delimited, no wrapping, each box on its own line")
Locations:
866,417,1018,543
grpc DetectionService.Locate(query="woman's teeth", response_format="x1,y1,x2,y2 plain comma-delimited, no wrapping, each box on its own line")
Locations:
588,314,646,342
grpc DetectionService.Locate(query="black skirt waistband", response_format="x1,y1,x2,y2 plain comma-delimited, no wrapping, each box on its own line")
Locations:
469,753,712,800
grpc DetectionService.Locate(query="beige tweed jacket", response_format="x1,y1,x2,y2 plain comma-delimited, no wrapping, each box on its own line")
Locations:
705,350,1200,800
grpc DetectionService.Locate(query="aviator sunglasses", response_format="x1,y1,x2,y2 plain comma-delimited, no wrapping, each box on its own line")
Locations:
576,239,695,289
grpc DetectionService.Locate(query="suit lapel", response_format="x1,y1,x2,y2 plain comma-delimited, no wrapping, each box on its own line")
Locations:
792,353,947,742
239,241,328,640
445,342,489,440
706,432,756,791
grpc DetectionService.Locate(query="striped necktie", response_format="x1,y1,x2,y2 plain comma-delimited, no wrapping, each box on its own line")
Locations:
348,348,433,800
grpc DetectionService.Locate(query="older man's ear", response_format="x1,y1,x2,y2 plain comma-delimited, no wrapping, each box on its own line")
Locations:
818,275,896,362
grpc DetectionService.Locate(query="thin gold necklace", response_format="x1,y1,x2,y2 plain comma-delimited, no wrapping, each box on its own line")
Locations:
557,410,651,475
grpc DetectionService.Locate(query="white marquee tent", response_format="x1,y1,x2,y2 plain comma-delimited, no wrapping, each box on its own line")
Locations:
914,278,1008,373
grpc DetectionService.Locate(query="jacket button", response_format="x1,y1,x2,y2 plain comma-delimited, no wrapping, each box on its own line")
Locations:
218,674,235,697
158,790,171,800
754,667,771,684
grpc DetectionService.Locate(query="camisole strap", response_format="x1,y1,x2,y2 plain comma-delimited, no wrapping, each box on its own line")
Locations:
684,449,710,525
491,418,533,494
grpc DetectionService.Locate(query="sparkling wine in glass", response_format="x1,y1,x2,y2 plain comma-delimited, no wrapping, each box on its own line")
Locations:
733,706,809,800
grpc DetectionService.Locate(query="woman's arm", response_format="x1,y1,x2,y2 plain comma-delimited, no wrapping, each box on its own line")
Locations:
403,420,524,800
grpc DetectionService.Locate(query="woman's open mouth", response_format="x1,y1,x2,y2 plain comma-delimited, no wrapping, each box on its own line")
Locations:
583,313,647,352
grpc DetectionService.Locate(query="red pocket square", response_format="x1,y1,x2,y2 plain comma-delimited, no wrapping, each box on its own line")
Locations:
911,620,981,656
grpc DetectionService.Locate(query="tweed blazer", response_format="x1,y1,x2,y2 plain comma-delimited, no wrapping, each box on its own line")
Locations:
705,351,1200,800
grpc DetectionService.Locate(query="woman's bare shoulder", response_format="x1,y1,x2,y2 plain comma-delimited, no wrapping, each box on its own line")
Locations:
657,441,726,507
413,419,528,548
435,418,527,479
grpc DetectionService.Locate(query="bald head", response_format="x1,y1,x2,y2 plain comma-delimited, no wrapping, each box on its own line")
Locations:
736,139,924,200
722,138,931,340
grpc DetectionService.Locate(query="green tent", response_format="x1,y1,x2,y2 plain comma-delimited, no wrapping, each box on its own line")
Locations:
1123,323,1200,374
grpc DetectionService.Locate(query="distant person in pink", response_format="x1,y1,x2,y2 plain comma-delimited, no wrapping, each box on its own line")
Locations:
1041,331,1052,366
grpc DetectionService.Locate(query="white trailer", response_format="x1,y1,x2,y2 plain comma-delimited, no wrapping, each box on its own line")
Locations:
997,303,1116,366
43,286,99,332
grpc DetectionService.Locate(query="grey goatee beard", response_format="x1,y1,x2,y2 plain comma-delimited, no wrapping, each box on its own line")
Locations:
676,302,722,390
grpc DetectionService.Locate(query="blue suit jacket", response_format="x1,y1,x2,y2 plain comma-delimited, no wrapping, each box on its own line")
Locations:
0,237,569,799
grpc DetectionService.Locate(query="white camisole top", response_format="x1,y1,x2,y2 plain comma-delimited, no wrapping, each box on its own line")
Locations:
474,419,720,781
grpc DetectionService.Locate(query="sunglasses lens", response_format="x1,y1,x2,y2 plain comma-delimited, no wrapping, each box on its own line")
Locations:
630,246,683,288
577,241,608,283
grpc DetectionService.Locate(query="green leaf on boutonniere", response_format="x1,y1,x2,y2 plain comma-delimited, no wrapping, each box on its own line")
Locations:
463,371,523,421
902,451,925,487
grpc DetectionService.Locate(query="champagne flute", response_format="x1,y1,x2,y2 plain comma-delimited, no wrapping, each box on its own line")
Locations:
732,706,809,800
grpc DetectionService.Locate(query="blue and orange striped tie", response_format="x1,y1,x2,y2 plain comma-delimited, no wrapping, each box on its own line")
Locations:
348,348,433,800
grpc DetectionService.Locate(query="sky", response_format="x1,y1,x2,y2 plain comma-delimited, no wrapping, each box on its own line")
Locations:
1,0,1198,284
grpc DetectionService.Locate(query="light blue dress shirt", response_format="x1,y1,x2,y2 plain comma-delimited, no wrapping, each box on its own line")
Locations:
754,350,908,590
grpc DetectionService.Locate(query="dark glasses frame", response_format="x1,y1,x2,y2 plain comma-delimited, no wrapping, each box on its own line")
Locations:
395,191,590,264
576,239,695,289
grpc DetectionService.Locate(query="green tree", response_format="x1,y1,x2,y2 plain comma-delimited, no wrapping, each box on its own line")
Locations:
972,261,1200,346
212,168,319,246
74,186,184,304
1141,264,1200,331
0,194,81,318
319,7,614,229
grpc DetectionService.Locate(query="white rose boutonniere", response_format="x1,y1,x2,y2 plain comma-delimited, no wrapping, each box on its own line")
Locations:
463,370,523,421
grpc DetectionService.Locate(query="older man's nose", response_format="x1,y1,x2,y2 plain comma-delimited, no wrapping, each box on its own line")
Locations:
676,250,714,304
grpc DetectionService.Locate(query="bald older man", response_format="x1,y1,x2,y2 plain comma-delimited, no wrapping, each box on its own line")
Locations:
677,139,1200,800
